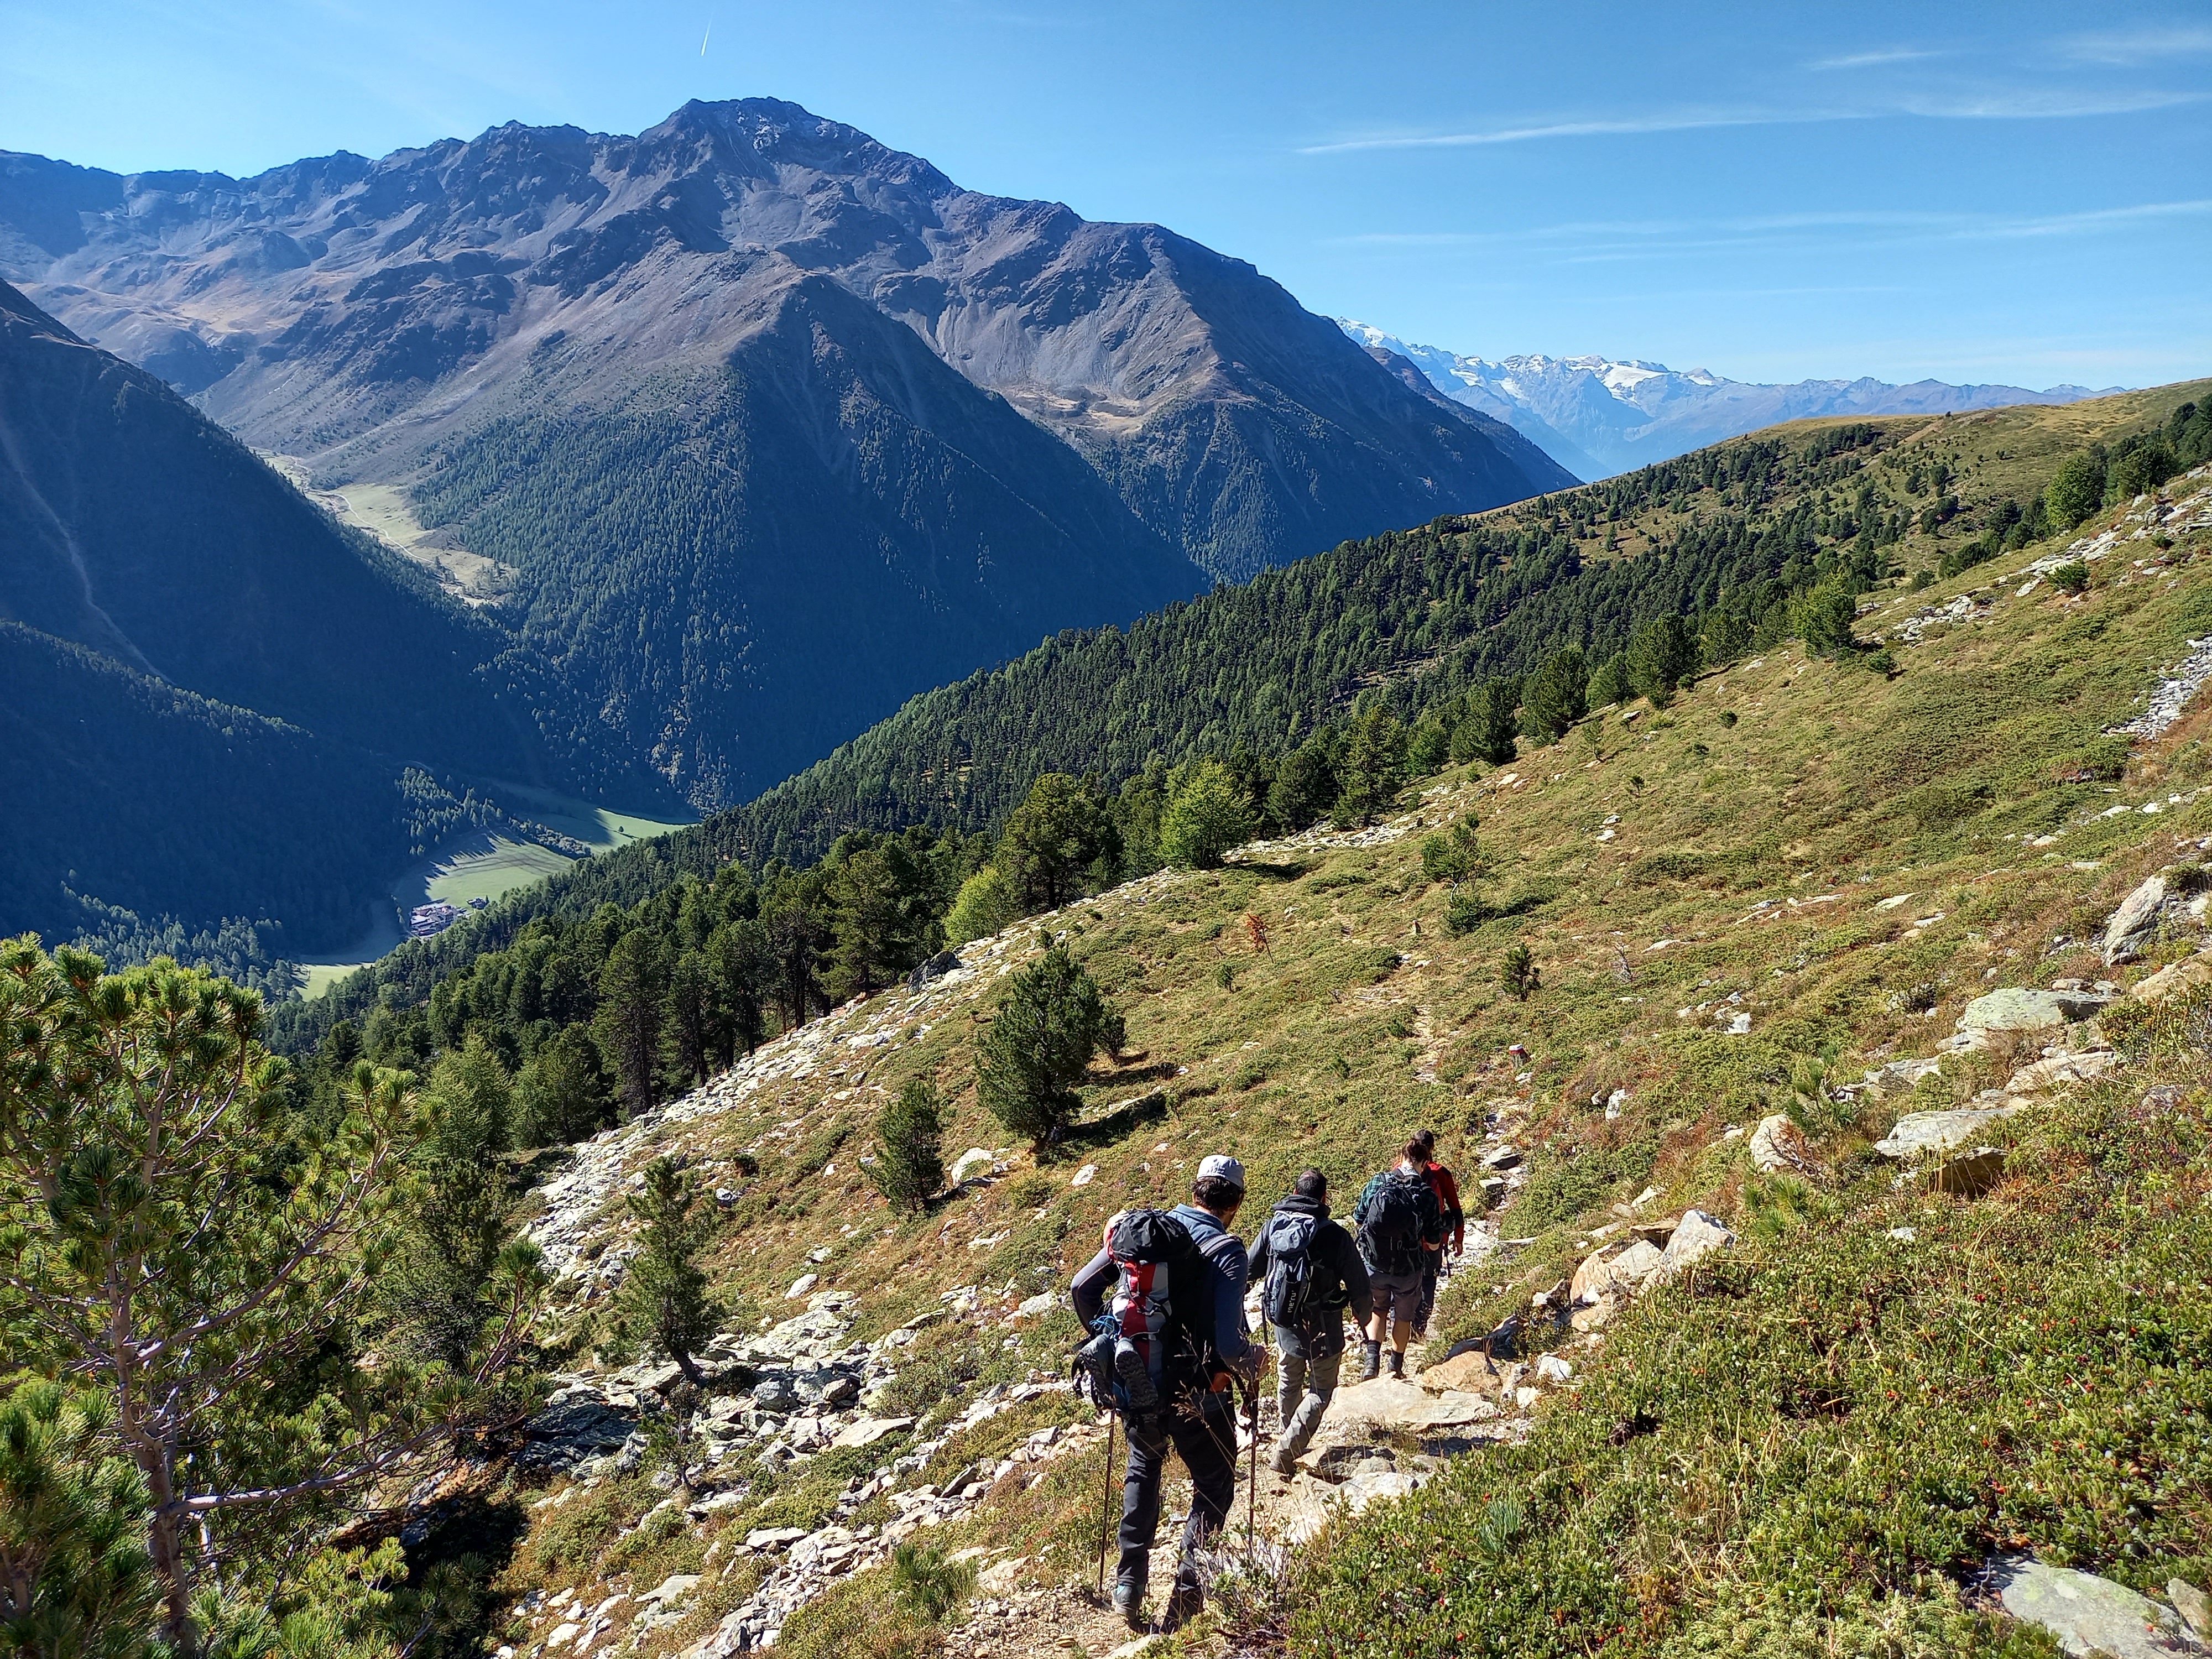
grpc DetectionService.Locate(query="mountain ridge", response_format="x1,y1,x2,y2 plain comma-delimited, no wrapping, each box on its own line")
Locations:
1340,317,2126,480
0,99,1571,586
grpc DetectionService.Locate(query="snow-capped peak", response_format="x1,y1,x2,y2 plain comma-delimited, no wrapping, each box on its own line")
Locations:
1331,317,2105,483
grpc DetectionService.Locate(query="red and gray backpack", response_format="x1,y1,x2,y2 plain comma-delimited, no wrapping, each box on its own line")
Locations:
1073,1209,1219,1417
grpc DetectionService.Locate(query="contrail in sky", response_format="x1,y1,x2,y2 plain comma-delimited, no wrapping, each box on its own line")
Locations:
701,17,711,54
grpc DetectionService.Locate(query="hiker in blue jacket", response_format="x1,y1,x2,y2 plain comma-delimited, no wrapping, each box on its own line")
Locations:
1352,1137,1446,1380
1071,1154,1259,1633
1248,1168,1371,1475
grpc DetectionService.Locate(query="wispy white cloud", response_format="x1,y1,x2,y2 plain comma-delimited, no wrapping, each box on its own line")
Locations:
2057,24,2212,64
1809,46,1938,71
1327,200,2212,259
1297,108,1846,154
1900,86,2206,120
1301,74,2204,155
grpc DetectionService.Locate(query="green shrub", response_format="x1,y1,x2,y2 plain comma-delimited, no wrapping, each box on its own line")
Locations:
2050,561,2090,595
1422,817,1482,884
1444,890,1491,936
1161,758,1255,870
1289,1059,2212,1659
1499,943,1540,1001
887,1542,977,1623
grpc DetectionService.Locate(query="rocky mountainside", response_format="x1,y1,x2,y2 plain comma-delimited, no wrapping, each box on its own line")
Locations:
445,458,2212,1658
1340,318,2117,481
0,100,1569,593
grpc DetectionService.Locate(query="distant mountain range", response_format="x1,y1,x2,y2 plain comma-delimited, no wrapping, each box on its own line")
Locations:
0,102,1568,810
1338,320,2120,481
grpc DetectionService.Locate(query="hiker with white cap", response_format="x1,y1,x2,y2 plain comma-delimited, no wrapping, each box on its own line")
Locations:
1070,1152,1259,1634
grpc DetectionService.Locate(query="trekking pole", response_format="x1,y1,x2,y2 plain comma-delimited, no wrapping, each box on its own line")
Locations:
1245,1333,1264,1557
1096,1409,1115,1600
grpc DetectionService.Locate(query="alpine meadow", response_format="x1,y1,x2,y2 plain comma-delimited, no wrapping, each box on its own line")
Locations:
2,10,2209,1659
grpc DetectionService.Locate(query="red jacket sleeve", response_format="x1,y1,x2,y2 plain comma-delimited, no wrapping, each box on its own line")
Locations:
1427,1164,1465,1253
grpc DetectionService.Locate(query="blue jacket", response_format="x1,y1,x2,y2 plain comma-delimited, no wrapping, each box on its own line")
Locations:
1169,1202,1256,1374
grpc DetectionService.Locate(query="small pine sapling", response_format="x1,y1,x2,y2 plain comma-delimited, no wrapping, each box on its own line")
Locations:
868,1081,946,1213
1500,943,1540,1001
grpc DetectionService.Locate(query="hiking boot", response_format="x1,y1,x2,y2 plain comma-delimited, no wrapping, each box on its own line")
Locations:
1270,1443,1298,1477
1360,1340,1381,1381
1113,1338,1159,1415
1113,1569,1147,1630
1160,1582,1204,1633
1385,1349,1405,1380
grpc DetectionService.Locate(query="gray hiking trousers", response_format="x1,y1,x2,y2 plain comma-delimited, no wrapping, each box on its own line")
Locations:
1277,1348,1342,1460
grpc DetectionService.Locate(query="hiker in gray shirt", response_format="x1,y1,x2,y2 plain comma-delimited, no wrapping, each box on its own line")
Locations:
1248,1168,1371,1475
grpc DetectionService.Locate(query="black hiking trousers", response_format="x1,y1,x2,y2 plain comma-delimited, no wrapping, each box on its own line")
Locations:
1119,1387,1238,1592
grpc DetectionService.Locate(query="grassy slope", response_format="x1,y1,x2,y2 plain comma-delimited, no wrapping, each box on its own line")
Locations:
280,379,2210,1048
472,469,2212,1658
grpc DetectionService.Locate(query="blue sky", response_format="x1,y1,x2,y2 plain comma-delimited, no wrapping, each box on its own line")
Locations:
3,1,2205,388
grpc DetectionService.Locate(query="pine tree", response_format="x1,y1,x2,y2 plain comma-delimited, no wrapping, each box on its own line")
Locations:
664,947,715,1088
594,928,667,1117
513,1024,614,1148
998,774,1119,911
1468,677,1522,765
622,1157,718,1384
2042,451,2101,526
1334,707,1408,824
1587,652,1631,708
826,846,905,1000
0,1380,160,1659
709,918,773,1059
1160,759,1255,869
1792,579,1859,657
763,886,831,1030
867,1081,945,1213
976,946,1123,1150
0,942,541,1653
1699,611,1750,668
1519,648,1587,746
1625,615,1699,706
387,1035,515,1368
1266,739,1338,832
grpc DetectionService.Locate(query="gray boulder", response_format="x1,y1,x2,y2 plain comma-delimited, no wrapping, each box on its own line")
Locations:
518,1397,636,1470
1992,1557,2205,1657
1658,1209,1735,1277
1961,987,2109,1033
2103,875,2171,967
906,949,962,990
1875,1107,2025,1160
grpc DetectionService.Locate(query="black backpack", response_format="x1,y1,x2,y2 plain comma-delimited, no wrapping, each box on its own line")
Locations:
1259,1211,1321,1331
1360,1172,1430,1276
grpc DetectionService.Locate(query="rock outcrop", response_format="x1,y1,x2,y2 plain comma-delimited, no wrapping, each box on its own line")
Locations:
1992,1558,2209,1658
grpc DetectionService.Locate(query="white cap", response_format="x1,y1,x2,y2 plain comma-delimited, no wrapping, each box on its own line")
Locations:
1196,1153,1246,1190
